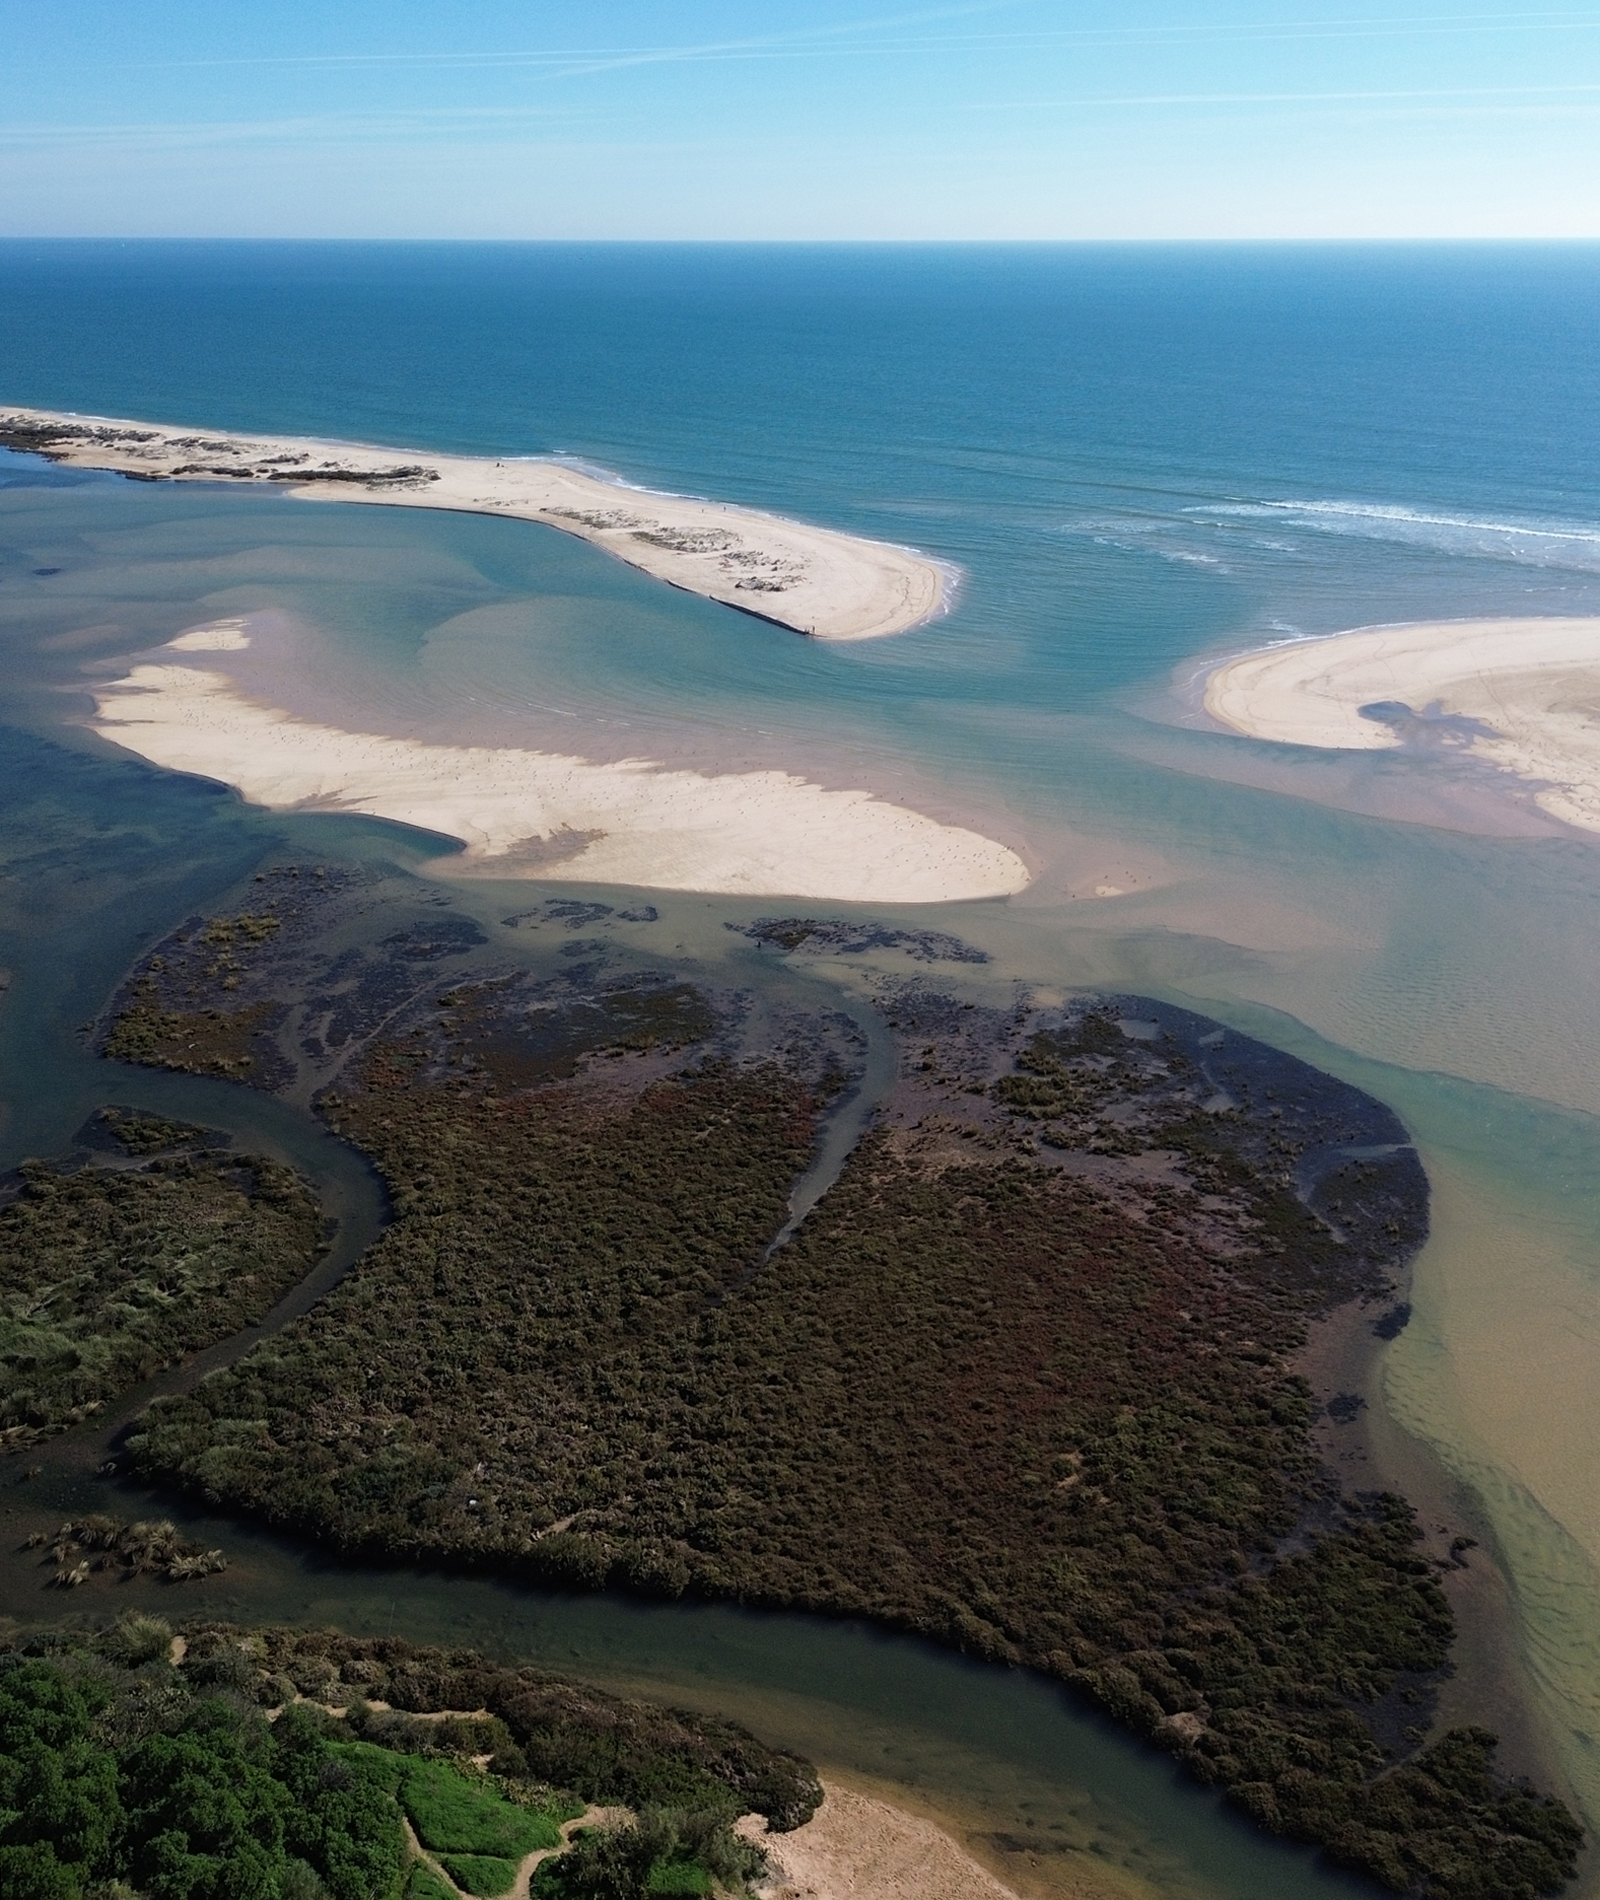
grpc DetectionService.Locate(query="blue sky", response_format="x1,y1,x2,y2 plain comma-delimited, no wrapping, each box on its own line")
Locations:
3,1,1599,237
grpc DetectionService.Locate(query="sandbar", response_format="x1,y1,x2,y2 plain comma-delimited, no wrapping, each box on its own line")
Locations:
90,635,1030,903
739,1782,1025,1900
0,404,947,642
1203,616,1600,833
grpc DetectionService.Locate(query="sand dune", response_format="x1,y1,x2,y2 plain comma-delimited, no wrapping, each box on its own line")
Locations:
1202,616,1600,833
90,647,1029,903
0,404,947,642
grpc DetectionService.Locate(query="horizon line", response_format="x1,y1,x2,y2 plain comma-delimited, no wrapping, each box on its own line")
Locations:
3,232,1600,245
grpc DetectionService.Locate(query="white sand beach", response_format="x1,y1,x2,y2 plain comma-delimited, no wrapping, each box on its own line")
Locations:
1202,616,1600,833
90,637,1030,903
739,1783,1024,1900
1,405,946,642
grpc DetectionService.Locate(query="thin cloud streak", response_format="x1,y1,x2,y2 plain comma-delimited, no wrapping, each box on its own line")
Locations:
0,108,593,152
970,80,1600,108
108,9,1600,75
7,90,1597,158
125,3,1018,78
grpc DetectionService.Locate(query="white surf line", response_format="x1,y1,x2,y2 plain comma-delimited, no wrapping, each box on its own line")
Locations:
1,404,948,642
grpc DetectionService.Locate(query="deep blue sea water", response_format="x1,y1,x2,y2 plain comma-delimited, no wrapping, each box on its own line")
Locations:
5,242,1600,1896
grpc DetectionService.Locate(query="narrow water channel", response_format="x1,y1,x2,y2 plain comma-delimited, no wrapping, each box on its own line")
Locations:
1,1456,1374,1900
0,909,1379,1900
764,980,899,1257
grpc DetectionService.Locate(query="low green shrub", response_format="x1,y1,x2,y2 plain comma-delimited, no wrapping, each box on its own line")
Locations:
646,1864,711,1895
0,1141,322,1452
328,1739,417,1795
440,1852,520,1896
535,1809,761,1900
405,1865,456,1900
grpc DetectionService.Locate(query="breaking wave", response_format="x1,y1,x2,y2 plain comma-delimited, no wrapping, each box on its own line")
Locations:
1192,498,1600,572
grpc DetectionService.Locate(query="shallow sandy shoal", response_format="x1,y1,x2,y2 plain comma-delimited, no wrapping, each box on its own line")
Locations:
1,404,948,642
1202,616,1600,833
90,655,1029,904
739,1782,1022,1900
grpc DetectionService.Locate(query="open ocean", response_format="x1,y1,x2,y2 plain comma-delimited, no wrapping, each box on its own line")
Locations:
4,240,1600,1897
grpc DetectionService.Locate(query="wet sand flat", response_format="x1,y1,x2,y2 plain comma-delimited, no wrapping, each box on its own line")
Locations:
741,1781,1030,1900
1203,617,1600,831
90,632,1030,903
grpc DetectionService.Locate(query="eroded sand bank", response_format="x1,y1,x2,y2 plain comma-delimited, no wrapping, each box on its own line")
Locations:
1202,616,1600,832
740,1783,1027,1900
90,635,1030,903
0,405,947,642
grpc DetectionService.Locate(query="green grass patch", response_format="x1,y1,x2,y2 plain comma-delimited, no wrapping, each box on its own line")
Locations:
440,1853,520,1896
330,1738,426,1794
404,1757,558,1856
648,1862,712,1895
406,1864,458,1900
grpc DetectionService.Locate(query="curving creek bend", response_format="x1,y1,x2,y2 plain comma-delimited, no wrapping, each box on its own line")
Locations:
0,830,1445,1900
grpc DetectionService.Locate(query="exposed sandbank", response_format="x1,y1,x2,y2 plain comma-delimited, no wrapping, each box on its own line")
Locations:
739,1782,1027,1900
1202,616,1600,833
0,405,947,642
89,633,1030,903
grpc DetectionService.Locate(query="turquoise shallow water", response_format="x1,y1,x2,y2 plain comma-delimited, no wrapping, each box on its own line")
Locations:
4,242,1600,1894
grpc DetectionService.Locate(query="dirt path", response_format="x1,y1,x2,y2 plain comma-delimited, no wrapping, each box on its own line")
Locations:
403,1804,619,1900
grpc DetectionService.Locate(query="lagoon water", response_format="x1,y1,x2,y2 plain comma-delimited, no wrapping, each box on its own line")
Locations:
5,242,1600,1895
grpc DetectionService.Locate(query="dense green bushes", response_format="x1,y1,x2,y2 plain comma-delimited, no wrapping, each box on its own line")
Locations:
219,1626,819,1833
533,1810,762,1900
0,1623,813,1899
0,1651,403,1900
0,1119,323,1450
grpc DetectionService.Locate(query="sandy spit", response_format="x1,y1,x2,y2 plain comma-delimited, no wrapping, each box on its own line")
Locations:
738,1782,1023,1900
1202,616,1600,832
90,646,1030,903
1,404,947,643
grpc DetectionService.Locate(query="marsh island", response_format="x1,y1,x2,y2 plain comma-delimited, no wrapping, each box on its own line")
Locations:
0,863,1561,1897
